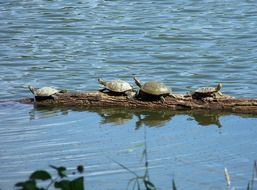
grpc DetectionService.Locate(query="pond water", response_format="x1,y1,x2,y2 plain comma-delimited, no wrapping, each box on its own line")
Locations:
1,0,257,189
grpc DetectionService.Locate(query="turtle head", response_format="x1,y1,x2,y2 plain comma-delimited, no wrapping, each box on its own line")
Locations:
133,77,142,88
28,85,36,94
98,78,106,86
216,83,222,91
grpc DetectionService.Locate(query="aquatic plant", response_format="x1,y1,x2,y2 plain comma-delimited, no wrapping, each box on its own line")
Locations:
246,160,257,190
224,167,231,187
12,160,257,190
224,160,257,190
15,165,84,190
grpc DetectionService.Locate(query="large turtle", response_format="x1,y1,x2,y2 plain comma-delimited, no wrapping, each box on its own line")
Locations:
133,77,172,102
98,78,134,97
28,85,65,100
191,83,222,99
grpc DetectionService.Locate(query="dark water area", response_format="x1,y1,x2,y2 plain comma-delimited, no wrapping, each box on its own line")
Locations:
1,0,257,189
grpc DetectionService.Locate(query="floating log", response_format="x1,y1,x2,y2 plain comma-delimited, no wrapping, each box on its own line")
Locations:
18,91,257,115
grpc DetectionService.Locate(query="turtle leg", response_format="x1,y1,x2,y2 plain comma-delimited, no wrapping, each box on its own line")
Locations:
134,90,141,99
169,93,177,99
217,91,223,96
125,91,136,99
50,94,58,100
99,88,107,92
160,96,165,103
59,89,68,93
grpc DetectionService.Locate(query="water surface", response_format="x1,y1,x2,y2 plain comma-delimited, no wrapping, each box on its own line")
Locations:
1,0,257,189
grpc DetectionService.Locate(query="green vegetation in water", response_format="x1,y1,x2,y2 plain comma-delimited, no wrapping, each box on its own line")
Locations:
112,128,257,190
12,161,257,190
244,161,257,190
15,165,84,190
112,127,176,190
11,125,257,190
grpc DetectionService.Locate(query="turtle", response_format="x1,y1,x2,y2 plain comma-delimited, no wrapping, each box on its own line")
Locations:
133,77,172,102
191,83,223,99
28,85,65,100
98,78,135,97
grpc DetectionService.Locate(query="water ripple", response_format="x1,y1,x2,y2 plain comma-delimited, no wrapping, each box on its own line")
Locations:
1,1,257,189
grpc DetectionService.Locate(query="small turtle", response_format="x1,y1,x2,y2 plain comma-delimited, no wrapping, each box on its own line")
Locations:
133,77,172,102
191,83,222,99
28,85,65,100
98,78,134,97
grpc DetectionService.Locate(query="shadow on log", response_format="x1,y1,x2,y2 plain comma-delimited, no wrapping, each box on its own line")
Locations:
17,91,257,115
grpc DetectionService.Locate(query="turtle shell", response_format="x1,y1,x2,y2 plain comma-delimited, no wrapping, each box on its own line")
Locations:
34,87,60,96
140,82,171,96
195,87,217,94
105,80,132,93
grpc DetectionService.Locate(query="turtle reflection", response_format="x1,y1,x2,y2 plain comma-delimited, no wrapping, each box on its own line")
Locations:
96,108,134,126
135,111,175,128
29,106,229,128
29,107,69,120
188,111,222,128
96,108,175,128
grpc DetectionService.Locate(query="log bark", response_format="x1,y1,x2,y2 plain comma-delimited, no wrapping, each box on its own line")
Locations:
18,91,257,115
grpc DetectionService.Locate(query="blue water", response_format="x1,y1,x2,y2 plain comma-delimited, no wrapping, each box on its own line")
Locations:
1,0,257,189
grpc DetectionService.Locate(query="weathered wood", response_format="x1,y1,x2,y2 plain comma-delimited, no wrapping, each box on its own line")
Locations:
17,91,257,115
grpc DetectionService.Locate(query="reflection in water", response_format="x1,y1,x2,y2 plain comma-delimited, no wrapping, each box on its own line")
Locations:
135,111,175,129
88,108,255,129
95,108,134,126
28,105,257,128
29,106,69,120
2,103,257,190
188,111,223,128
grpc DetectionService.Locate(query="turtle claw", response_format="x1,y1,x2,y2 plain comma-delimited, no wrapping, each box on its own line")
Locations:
160,96,165,103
